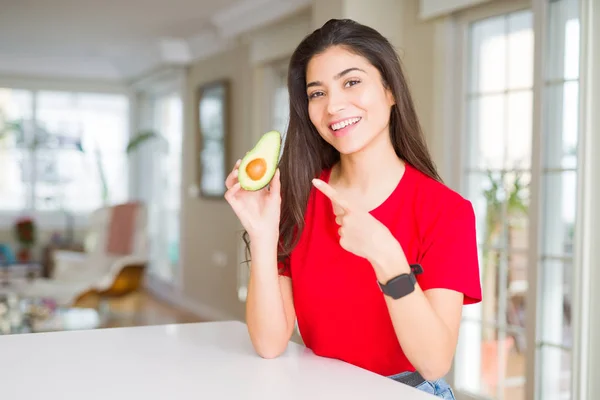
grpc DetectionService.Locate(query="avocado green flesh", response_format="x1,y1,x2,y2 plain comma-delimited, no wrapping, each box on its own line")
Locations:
238,130,281,191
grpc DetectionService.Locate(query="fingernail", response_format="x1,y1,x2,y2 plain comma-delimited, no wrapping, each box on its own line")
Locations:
312,179,321,186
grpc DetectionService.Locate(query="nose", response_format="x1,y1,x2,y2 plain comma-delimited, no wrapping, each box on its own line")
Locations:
326,89,346,115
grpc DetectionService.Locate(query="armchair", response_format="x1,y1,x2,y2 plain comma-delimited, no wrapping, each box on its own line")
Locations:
21,202,149,308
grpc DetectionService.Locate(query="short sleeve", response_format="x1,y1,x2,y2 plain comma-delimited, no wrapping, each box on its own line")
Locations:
417,199,482,304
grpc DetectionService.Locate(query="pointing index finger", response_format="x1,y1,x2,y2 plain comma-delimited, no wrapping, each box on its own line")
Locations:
312,178,351,212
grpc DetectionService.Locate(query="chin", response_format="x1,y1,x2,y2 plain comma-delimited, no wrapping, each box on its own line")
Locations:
336,127,390,156
328,139,370,155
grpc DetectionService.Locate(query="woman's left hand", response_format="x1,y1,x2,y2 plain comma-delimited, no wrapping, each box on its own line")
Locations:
312,178,410,279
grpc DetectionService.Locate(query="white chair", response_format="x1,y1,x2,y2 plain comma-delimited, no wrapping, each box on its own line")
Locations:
22,202,149,308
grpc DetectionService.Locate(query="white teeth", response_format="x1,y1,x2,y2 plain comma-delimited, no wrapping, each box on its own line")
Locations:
331,117,361,131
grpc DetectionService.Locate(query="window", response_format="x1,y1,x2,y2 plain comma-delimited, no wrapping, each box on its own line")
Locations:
135,90,183,283
453,1,581,399
0,88,129,215
151,93,182,282
0,89,33,211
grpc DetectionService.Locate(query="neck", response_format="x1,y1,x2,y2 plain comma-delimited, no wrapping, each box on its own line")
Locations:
332,128,405,193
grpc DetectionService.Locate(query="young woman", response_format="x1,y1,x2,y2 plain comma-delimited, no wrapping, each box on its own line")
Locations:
224,18,482,399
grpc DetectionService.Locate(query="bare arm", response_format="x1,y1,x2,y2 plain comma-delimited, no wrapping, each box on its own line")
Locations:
369,240,464,381
245,241,296,358
380,272,463,380
223,161,294,358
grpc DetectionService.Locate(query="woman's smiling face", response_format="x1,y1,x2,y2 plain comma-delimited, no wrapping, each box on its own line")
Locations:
305,45,395,155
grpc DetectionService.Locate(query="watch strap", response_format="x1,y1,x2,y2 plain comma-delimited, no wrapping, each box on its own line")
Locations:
409,263,423,275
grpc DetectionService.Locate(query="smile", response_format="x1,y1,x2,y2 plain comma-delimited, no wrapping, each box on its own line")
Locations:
329,117,362,131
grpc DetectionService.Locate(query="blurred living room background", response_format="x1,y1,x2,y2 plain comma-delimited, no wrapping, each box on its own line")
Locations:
0,0,598,399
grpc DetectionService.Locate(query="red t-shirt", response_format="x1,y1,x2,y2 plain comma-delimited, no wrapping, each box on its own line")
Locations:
279,163,482,376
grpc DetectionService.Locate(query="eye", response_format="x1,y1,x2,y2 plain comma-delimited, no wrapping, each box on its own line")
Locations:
308,91,324,99
345,79,361,88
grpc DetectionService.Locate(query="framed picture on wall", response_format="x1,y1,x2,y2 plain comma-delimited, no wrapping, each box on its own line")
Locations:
196,79,230,199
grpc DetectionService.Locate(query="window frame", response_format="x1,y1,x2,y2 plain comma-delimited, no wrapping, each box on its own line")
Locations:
575,1,600,398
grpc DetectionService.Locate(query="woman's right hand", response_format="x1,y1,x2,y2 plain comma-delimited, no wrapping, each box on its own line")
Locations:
224,159,281,241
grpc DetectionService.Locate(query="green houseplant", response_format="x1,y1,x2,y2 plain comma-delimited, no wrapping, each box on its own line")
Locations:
479,169,529,391
481,169,529,290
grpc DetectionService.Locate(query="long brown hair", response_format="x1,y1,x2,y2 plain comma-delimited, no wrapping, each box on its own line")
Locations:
244,19,441,273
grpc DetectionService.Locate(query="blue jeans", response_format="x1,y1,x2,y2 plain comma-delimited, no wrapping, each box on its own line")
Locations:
388,372,456,399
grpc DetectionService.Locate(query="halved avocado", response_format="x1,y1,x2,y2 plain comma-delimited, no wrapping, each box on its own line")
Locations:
238,130,281,191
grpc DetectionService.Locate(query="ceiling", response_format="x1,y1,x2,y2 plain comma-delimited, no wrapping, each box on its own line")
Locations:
0,0,310,83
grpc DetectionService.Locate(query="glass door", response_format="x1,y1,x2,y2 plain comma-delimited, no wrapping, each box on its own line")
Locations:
454,9,534,400
452,1,582,399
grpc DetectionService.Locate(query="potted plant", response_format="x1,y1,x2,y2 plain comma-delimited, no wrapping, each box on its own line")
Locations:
14,216,36,262
479,169,529,392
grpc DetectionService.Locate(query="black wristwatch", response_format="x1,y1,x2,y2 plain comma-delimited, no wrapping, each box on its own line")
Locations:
378,264,423,299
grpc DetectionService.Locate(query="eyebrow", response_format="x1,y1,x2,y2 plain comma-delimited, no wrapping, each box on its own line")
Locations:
306,67,366,89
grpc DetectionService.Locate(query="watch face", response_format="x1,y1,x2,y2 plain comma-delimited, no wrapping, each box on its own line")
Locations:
384,274,416,299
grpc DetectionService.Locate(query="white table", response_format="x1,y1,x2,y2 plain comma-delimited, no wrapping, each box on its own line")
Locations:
0,320,437,399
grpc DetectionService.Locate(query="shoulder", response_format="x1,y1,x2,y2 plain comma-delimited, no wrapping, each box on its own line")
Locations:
406,165,482,304
407,164,475,231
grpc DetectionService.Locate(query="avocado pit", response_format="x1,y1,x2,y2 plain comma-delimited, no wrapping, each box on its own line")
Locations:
245,158,267,181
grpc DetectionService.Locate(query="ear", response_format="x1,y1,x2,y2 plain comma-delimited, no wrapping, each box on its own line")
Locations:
385,86,396,107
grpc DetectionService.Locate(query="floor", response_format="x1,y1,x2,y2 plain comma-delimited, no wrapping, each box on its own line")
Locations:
504,351,526,400
96,289,205,329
